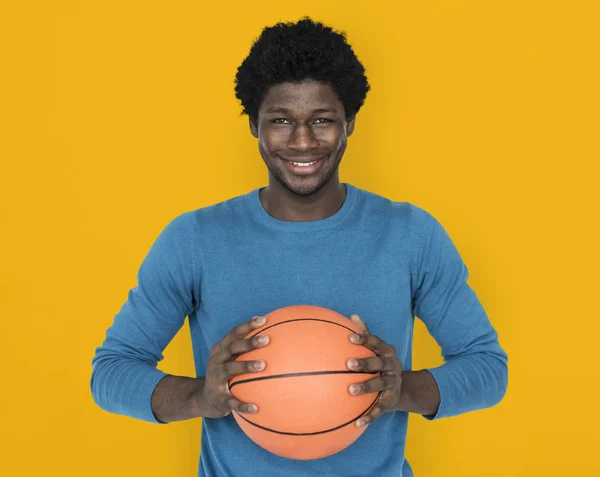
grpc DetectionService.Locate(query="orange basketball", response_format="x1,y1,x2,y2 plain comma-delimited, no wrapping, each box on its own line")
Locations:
229,304,380,460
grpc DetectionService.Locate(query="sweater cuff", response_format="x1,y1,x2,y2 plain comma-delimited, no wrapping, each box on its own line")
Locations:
422,365,454,420
123,367,169,424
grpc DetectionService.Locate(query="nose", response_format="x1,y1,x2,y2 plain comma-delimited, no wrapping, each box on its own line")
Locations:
287,123,319,151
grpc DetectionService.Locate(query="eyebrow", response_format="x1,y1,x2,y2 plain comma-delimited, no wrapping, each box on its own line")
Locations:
265,107,338,114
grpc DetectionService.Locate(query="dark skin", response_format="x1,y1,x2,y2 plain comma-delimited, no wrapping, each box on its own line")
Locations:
201,315,271,417
250,79,353,222
150,79,441,425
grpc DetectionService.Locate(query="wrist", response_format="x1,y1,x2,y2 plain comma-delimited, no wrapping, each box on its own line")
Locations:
394,369,440,416
394,370,415,412
190,377,208,418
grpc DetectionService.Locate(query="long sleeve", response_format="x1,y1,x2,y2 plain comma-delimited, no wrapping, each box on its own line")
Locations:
410,206,508,420
90,212,199,423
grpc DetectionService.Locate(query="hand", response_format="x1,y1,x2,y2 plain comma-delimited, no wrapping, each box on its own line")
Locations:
201,315,270,419
347,314,403,428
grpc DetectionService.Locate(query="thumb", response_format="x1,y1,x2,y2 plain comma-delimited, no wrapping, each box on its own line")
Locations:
350,314,370,334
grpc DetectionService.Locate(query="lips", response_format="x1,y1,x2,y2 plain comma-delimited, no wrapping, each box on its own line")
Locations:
279,156,324,164
277,154,327,175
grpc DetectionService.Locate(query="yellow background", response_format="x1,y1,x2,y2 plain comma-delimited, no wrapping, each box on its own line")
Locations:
1,1,599,475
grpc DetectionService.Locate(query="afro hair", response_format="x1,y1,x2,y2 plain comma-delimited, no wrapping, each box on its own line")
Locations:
234,17,370,123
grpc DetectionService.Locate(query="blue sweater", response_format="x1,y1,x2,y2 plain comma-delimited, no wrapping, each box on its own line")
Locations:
91,183,508,477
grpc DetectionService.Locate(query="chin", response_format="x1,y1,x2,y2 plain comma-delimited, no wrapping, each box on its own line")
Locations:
267,159,335,196
287,177,330,196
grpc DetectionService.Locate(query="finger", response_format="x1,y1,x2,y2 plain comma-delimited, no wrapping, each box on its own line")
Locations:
220,359,266,380
348,374,398,395
211,334,270,364
225,395,259,414
211,315,267,356
355,402,385,428
347,355,397,373
349,333,396,357
349,314,370,334
355,391,396,427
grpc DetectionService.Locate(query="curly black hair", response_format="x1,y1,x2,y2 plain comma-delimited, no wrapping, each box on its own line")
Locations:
235,17,370,123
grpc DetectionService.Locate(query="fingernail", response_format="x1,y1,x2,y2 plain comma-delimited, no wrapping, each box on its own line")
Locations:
349,334,360,343
349,384,361,395
347,359,358,369
356,418,366,427
254,360,265,371
255,316,266,325
257,335,269,345
247,404,258,413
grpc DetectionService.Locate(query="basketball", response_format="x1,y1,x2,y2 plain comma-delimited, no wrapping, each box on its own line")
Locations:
229,304,380,460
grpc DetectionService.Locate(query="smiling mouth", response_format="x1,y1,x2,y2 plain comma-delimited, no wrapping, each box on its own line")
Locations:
287,159,320,167
278,155,326,165
276,154,327,175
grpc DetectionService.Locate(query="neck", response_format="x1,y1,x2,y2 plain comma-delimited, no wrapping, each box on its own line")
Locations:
259,178,347,222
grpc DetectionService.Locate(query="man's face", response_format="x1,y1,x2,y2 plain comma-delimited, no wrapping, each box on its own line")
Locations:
250,79,355,196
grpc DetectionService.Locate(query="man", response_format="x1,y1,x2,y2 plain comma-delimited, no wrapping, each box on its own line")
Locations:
91,17,508,477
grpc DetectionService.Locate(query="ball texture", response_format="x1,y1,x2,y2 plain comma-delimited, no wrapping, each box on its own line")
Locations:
229,304,380,460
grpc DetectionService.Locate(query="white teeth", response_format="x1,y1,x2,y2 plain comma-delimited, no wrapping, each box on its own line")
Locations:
290,160,317,167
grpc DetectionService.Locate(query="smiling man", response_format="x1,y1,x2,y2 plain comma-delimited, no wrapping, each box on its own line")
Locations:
251,79,353,208
91,17,508,477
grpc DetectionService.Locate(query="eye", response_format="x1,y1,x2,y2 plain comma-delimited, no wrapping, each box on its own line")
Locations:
314,118,333,124
271,118,291,124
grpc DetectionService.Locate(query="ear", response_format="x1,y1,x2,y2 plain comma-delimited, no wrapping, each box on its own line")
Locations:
346,116,356,137
249,117,258,138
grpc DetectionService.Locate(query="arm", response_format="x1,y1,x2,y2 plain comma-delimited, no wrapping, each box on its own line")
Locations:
395,369,440,416
150,375,206,423
409,206,508,420
90,212,200,424
150,313,272,424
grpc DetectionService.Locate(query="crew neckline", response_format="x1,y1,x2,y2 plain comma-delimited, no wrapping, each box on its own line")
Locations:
246,183,358,232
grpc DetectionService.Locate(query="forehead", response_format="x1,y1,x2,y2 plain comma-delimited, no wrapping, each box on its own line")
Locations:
260,80,343,113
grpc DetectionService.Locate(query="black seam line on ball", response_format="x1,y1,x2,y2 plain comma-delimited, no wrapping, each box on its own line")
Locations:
229,370,379,390
233,392,380,436
247,317,358,339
